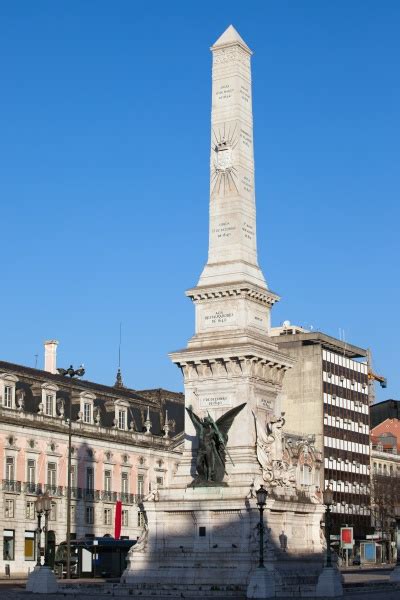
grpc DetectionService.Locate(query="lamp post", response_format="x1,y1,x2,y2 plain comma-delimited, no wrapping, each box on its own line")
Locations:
58,364,85,579
323,487,334,568
35,495,44,567
256,484,268,568
316,486,343,597
42,493,52,567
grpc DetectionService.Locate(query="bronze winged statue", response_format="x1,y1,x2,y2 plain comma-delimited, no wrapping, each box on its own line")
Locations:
186,403,246,484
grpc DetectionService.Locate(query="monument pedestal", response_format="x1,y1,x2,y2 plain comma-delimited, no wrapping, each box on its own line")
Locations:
315,567,343,597
26,566,59,594
122,485,324,592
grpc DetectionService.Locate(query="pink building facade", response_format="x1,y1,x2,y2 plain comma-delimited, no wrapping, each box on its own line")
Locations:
0,353,184,574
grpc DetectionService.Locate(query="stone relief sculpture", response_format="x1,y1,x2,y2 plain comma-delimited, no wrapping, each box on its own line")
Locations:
186,403,246,484
130,522,149,554
253,411,296,488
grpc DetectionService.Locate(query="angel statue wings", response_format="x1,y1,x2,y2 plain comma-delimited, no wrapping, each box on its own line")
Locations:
186,403,246,484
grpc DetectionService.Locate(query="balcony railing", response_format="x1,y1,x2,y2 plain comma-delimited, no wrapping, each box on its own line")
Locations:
24,482,43,495
2,479,21,493
83,488,101,502
101,490,117,502
45,484,63,497
2,480,144,504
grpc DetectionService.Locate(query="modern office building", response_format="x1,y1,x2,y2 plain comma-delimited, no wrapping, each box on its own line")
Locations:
0,341,184,574
270,323,371,538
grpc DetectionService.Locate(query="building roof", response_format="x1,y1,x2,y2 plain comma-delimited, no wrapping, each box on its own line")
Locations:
270,330,367,359
0,359,185,437
371,418,400,452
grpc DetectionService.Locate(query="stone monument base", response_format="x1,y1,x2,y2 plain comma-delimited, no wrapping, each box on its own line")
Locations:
26,565,59,594
315,566,343,597
122,485,324,594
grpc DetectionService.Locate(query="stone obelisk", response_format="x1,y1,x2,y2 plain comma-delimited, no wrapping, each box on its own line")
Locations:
169,25,292,487
122,26,324,594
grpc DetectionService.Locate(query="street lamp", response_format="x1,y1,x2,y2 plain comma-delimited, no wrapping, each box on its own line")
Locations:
35,495,44,567
58,364,85,579
256,484,268,568
323,487,334,568
42,493,52,567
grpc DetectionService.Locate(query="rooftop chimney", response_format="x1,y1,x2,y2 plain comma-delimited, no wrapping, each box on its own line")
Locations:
44,340,59,374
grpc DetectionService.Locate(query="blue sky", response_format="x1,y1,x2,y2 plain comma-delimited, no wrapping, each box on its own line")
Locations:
0,1,398,401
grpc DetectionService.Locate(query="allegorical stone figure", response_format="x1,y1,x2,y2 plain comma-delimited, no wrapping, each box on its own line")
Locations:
186,403,246,484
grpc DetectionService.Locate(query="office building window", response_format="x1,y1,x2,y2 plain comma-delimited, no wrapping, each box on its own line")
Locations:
26,501,35,520
137,474,144,496
156,476,164,487
104,508,112,525
122,509,128,526
24,531,35,560
3,530,15,560
5,499,14,519
86,506,94,525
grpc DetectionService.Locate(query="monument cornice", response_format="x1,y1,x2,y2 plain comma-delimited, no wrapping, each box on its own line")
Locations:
186,281,280,308
169,342,294,372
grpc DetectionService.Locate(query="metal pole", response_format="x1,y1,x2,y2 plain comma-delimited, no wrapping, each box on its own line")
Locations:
259,506,264,568
66,384,72,579
44,509,49,567
326,506,332,568
36,512,42,567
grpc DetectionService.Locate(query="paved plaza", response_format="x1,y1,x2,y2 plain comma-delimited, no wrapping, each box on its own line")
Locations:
0,568,399,600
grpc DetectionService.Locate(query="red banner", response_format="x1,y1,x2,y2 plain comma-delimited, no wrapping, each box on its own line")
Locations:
114,501,122,540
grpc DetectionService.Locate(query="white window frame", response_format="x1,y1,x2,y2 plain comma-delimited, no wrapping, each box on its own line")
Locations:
122,509,128,527
121,472,129,494
114,399,129,431
5,499,15,519
79,392,95,425
104,470,112,492
41,382,59,417
0,373,18,410
5,456,15,482
47,462,57,488
104,508,112,526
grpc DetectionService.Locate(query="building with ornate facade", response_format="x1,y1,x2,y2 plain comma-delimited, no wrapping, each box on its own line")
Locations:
0,341,184,574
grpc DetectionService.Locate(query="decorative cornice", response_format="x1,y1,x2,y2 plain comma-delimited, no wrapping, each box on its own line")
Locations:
186,282,280,308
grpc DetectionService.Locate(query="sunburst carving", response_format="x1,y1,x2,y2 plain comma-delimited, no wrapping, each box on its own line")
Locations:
211,122,239,196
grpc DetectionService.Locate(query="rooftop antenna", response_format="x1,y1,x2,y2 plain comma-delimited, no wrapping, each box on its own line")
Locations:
118,322,122,370
114,322,124,388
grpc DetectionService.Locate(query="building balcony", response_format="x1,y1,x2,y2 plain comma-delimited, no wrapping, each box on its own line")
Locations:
119,492,144,505
101,490,117,502
2,479,21,493
83,488,101,502
44,484,64,496
24,482,43,495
